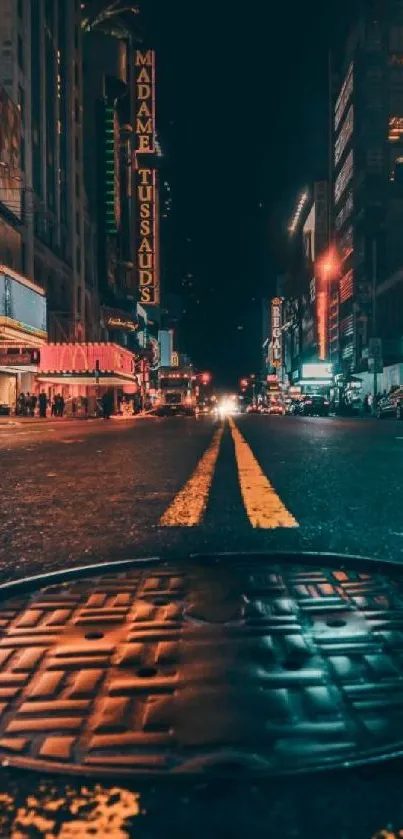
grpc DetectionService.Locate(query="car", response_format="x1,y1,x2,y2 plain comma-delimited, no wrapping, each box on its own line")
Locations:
376,385,403,419
268,401,285,415
297,394,330,417
247,404,261,414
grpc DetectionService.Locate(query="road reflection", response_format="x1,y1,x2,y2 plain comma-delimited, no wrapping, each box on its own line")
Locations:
0,784,140,838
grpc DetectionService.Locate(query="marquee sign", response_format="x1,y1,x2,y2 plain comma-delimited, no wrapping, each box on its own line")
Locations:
136,168,159,305
271,297,283,369
134,50,155,154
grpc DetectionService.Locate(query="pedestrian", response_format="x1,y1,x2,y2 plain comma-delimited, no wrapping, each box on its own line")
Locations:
101,390,113,420
51,395,57,417
58,394,65,417
30,393,37,417
17,393,25,416
39,391,47,418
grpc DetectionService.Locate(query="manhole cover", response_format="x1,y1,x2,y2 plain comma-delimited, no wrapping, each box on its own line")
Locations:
0,555,402,776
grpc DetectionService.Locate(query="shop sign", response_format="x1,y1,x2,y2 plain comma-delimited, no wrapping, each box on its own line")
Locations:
102,307,138,332
271,297,283,368
136,168,159,305
171,351,179,367
134,50,155,154
0,348,40,365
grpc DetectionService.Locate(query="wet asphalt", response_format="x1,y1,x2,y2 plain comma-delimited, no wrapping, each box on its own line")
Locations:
0,412,402,582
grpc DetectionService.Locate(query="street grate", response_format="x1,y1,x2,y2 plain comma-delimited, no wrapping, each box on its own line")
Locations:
0,555,402,776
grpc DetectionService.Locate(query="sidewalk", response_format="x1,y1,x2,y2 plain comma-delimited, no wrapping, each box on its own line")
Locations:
0,409,158,426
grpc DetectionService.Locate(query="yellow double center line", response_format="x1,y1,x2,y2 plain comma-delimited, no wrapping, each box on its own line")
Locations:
160,418,298,529
159,425,224,527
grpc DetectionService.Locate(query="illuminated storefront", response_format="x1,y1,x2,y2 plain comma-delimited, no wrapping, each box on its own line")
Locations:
294,361,333,395
36,343,140,415
0,267,47,412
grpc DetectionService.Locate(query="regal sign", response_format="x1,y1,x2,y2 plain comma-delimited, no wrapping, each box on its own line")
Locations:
136,168,159,305
271,297,283,369
134,50,155,154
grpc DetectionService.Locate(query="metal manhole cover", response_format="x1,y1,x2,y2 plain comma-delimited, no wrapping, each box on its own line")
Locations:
0,555,403,776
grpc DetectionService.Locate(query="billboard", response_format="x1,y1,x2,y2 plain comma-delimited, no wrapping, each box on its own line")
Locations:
134,50,155,154
0,86,21,218
0,270,46,338
301,362,333,380
270,297,283,369
136,167,159,305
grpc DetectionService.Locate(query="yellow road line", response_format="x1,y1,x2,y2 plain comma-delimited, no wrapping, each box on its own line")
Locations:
228,417,298,529
159,424,224,526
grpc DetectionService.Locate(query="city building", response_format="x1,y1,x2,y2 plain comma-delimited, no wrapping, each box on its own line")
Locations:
14,0,98,342
333,0,403,385
280,185,330,384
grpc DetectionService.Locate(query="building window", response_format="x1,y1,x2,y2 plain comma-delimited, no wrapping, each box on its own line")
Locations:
75,98,80,123
76,246,81,267
17,34,23,70
75,172,80,197
18,0,23,17
75,135,79,160
76,210,80,234
74,62,79,87
77,285,82,314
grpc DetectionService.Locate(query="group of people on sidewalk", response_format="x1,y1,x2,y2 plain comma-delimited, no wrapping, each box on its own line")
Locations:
16,392,37,416
14,388,137,420
16,391,65,418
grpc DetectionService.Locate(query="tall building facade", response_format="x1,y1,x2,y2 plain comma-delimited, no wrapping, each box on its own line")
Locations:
0,0,99,343
333,0,403,375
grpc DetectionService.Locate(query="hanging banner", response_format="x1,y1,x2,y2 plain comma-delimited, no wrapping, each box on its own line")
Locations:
134,50,155,154
270,297,283,368
135,167,160,305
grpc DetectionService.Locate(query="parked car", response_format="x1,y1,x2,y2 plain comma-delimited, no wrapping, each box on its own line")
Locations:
296,394,330,417
376,386,403,419
247,404,261,414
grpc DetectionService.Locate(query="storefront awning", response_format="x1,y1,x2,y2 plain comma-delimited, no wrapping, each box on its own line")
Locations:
36,372,138,386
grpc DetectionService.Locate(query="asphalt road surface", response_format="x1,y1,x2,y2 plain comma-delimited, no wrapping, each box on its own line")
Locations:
0,412,402,583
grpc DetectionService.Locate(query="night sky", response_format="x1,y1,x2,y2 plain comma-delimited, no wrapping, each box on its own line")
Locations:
149,0,357,386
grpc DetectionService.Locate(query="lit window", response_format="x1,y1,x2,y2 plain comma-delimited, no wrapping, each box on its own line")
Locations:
388,116,403,141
